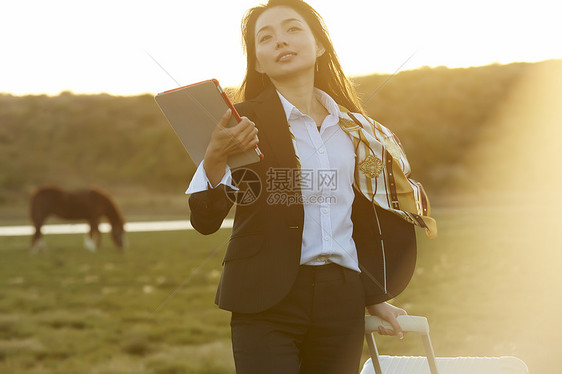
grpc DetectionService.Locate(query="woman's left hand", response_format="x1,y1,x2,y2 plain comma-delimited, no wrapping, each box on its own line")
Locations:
366,302,407,339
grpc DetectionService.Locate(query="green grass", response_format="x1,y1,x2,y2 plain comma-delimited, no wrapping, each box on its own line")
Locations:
0,229,234,374
1,204,560,373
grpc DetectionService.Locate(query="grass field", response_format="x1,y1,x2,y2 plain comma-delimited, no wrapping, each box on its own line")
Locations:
1,204,560,373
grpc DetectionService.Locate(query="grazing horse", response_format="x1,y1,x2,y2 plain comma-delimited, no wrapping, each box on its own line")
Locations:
30,186,126,252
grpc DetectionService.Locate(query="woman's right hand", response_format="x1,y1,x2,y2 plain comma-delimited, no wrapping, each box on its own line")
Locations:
205,109,259,162
203,109,259,186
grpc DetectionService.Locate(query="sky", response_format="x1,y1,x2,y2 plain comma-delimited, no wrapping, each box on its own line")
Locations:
1,0,560,96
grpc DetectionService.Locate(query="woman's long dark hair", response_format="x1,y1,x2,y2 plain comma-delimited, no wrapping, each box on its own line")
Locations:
238,0,366,116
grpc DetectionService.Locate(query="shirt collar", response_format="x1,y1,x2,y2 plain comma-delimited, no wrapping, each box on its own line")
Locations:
276,88,341,126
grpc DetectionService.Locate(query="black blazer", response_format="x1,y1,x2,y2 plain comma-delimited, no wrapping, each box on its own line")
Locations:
189,85,416,314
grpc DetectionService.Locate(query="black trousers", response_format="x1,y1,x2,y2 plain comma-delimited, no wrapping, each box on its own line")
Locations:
230,263,366,374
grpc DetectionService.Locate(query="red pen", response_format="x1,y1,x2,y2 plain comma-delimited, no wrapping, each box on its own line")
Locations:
213,79,264,161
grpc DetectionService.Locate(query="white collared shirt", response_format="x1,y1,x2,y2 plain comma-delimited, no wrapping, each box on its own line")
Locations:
186,88,360,272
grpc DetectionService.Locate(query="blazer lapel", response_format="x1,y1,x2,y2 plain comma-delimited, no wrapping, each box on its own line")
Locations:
251,85,299,170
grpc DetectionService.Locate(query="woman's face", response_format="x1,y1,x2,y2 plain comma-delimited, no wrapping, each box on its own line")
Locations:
254,6,324,81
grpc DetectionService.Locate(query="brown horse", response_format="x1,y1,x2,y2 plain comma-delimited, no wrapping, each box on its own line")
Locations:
30,186,126,251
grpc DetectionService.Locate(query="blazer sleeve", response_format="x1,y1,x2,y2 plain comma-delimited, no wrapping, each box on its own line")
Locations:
188,101,256,235
188,184,234,235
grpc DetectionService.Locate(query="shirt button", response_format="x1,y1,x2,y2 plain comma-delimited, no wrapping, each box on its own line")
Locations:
324,236,329,241
318,148,325,154
321,207,328,214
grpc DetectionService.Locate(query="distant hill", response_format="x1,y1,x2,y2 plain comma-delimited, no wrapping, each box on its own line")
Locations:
1,60,558,208
353,62,532,193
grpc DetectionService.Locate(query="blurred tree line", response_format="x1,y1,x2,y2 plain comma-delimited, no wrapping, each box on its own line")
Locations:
0,61,547,205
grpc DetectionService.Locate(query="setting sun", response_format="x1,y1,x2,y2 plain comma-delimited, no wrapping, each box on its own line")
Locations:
1,0,560,95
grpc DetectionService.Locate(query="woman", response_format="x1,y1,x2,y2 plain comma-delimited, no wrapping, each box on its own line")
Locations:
186,0,435,373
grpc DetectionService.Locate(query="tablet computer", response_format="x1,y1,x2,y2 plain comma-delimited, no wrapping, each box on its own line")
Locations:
155,79,263,168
